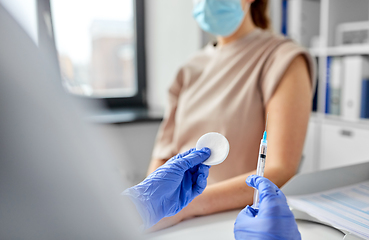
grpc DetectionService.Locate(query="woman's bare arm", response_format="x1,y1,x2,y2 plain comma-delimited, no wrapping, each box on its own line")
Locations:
147,158,167,176
149,55,312,231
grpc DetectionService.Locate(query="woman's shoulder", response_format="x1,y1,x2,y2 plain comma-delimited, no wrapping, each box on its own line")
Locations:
255,29,308,56
257,28,285,41
257,29,316,100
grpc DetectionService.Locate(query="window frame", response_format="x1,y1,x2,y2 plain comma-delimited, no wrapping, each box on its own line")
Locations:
43,0,147,109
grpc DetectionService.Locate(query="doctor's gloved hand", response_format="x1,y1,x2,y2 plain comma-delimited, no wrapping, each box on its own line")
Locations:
123,148,211,229
234,175,301,240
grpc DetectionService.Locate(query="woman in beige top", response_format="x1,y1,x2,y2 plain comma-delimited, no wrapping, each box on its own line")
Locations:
147,0,315,230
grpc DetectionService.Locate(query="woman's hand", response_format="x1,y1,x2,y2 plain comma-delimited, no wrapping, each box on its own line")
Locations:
147,206,192,232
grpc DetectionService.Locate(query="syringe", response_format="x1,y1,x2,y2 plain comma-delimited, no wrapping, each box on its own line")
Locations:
252,114,268,209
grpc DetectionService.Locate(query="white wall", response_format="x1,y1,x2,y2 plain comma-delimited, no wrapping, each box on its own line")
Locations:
268,0,282,34
145,0,202,111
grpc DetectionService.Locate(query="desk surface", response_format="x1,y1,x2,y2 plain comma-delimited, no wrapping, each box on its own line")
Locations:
147,210,344,240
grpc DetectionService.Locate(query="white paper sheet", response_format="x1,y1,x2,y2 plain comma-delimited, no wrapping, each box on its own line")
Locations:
288,181,369,239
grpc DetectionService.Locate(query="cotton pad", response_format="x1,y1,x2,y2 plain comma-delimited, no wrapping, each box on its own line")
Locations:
196,132,229,166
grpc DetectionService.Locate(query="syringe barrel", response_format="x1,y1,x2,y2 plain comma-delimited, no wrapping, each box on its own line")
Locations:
253,140,268,209
256,141,267,176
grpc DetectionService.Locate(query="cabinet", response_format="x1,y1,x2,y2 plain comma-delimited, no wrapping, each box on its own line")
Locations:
300,120,318,173
319,122,369,170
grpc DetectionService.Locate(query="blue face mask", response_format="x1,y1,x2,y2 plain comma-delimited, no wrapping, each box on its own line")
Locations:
193,0,246,37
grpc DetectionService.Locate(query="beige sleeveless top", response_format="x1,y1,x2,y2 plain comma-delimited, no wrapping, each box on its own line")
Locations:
152,28,315,184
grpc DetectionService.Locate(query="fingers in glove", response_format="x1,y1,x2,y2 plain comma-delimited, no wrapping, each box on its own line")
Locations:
177,147,211,170
243,205,258,217
246,175,279,202
192,175,206,195
234,205,257,230
191,164,209,182
169,148,196,161
276,188,288,203
192,165,210,195
198,164,210,177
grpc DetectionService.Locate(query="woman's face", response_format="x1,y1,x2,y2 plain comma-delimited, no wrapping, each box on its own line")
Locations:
192,0,251,37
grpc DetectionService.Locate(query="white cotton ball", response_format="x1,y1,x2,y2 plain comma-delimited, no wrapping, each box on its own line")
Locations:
196,132,229,166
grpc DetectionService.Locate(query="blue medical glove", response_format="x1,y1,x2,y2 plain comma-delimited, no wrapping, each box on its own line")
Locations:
123,148,211,229
234,175,301,240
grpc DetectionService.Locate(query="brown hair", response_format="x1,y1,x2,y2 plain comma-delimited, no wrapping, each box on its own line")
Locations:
250,0,270,30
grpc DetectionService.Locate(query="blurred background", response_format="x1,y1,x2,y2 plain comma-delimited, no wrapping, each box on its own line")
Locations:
2,0,369,186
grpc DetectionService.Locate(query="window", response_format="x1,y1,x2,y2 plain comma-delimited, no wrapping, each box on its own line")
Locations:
49,0,146,108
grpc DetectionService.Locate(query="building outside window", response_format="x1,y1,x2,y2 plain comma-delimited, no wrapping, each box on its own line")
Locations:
50,0,141,100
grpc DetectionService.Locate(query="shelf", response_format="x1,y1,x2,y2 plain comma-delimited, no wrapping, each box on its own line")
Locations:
88,107,163,124
309,45,369,57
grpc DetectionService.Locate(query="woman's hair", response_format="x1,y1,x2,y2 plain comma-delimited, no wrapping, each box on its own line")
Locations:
250,0,270,30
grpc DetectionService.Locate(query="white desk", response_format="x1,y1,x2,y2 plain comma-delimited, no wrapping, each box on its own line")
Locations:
147,210,344,240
